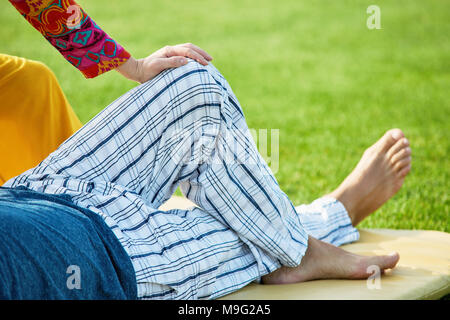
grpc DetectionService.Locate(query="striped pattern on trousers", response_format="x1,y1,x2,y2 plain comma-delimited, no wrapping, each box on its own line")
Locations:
4,60,359,299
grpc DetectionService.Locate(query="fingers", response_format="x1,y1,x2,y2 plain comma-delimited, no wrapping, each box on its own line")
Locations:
135,43,212,83
180,43,213,61
152,56,188,73
163,44,211,66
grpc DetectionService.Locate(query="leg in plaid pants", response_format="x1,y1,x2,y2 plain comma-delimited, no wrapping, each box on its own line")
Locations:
5,60,359,299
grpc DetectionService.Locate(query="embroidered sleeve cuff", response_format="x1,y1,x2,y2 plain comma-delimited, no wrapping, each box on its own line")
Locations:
47,18,132,78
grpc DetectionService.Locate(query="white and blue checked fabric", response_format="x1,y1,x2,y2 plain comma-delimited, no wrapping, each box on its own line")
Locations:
4,60,359,299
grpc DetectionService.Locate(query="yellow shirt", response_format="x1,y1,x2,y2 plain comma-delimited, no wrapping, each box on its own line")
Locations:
0,54,82,185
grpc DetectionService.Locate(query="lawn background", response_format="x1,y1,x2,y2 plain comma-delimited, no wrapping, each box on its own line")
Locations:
1,0,448,231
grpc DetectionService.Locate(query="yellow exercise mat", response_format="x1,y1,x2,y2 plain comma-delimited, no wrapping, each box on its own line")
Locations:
160,196,450,300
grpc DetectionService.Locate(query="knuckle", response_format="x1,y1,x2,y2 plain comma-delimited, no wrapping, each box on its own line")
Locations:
164,46,172,55
186,49,198,58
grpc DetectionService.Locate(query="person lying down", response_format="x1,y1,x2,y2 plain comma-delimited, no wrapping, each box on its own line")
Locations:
0,59,412,300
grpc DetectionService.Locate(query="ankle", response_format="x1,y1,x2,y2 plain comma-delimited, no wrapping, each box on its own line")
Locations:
327,187,359,226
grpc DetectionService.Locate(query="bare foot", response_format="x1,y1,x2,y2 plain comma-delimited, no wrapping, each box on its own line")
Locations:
328,129,412,226
262,236,399,284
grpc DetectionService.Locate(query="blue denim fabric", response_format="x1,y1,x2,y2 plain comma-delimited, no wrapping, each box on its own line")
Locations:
0,186,137,299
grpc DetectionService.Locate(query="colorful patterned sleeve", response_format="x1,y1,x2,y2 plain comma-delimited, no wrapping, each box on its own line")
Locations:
9,0,131,78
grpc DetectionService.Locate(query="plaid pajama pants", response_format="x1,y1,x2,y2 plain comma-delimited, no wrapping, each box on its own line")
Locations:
4,60,359,299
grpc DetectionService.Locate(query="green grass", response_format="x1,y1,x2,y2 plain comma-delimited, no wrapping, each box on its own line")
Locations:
1,0,448,231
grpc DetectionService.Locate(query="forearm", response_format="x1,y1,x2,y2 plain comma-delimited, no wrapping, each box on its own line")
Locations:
9,0,131,78
9,1,213,83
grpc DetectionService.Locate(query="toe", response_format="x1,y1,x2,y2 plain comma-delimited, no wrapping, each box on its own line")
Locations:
370,252,400,272
398,164,412,178
394,156,412,172
383,252,400,269
377,129,405,152
354,252,400,279
387,137,410,159
390,145,412,164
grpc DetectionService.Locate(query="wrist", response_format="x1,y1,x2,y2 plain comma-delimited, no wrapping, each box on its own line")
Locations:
116,56,142,82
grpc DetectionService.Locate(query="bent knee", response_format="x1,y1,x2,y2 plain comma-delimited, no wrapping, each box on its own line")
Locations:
145,59,224,122
159,59,223,95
